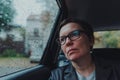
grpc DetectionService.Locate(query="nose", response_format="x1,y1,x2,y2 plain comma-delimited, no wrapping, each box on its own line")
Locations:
65,37,73,46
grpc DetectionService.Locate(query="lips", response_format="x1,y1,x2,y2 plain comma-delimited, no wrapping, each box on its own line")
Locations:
67,48,77,55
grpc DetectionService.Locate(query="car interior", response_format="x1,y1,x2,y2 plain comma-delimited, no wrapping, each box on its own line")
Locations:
0,0,120,80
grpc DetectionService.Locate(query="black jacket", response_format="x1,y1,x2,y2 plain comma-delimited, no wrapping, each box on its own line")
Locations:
49,57,120,80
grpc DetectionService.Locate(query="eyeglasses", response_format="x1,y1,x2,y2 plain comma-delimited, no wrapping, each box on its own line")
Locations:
56,30,85,45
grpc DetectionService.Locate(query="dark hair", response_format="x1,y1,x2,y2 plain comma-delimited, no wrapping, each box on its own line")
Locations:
58,18,94,41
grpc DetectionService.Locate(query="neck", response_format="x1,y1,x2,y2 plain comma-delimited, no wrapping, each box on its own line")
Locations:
71,54,95,77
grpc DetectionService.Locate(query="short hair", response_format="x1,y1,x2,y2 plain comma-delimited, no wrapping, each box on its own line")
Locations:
58,18,94,41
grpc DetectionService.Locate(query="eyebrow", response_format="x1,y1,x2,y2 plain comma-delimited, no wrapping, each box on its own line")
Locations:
59,29,81,38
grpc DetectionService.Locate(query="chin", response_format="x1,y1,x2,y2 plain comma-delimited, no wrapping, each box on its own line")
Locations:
68,55,81,61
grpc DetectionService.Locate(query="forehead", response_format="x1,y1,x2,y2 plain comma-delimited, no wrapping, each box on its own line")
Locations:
60,22,83,36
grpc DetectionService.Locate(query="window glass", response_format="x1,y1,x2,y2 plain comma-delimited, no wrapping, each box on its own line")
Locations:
94,30,120,48
0,0,58,76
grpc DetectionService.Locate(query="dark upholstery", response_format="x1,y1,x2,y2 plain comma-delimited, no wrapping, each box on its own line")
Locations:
92,48,120,64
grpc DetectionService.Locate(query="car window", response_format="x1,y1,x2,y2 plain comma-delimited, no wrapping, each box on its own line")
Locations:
94,30,120,48
0,0,59,76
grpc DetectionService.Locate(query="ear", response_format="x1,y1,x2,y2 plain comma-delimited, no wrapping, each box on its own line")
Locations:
89,37,94,49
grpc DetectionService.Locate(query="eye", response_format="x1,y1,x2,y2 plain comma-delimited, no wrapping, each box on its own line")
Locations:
70,30,80,37
59,37,65,42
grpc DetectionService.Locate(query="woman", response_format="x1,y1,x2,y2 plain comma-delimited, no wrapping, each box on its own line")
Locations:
49,18,120,80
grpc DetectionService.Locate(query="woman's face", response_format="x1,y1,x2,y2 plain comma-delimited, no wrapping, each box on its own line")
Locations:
59,22,94,61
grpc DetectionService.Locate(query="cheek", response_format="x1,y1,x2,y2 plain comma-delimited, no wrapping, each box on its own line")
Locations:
76,38,91,53
61,46,69,58
61,46,66,54
61,47,66,54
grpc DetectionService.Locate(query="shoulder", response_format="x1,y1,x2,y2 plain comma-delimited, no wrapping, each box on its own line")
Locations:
49,64,72,80
51,64,71,75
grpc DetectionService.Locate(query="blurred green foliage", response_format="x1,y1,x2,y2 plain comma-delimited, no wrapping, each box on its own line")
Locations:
0,49,25,57
0,0,16,30
94,31,120,48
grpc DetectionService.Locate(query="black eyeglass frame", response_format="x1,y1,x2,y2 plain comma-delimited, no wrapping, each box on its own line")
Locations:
56,30,86,45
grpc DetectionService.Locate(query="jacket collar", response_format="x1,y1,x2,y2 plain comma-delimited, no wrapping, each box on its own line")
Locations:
64,64,78,80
